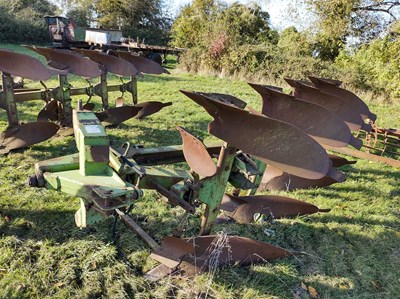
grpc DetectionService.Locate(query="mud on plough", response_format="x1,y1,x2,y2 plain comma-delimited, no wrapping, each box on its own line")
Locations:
0,47,171,154
27,75,384,279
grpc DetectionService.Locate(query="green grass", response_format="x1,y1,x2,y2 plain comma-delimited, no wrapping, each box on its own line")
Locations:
0,43,400,299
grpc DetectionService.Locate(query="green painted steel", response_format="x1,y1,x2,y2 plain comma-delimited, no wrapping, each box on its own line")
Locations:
32,110,142,227
198,144,237,235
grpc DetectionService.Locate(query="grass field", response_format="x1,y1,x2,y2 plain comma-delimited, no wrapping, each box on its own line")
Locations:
0,44,399,299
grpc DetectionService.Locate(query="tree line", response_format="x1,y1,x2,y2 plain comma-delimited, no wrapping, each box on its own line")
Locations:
0,0,399,100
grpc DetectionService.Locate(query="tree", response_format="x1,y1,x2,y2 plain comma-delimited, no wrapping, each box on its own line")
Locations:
299,0,400,59
96,0,172,44
62,0,96,27
171,0,275,48
0,0,58,42
221,3,274,44
170,0,222,48
278,26,311,56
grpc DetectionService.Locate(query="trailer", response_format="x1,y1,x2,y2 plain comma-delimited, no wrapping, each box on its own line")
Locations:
44,16,186,64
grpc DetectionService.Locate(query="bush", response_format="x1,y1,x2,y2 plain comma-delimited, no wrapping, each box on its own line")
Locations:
0,1,56,44
173,1,339,86
179,40,338,86
335,35,400,101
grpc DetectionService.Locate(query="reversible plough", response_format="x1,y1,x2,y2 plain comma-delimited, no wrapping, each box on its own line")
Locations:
27,74,384,278
285,76,399,166
0,47,171,154
2,46,395,277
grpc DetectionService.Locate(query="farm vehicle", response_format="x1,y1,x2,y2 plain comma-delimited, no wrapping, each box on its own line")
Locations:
44,16,186,65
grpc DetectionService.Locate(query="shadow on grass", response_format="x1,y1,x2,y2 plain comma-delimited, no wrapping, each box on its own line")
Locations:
345,167,400,180
213,265,358,298
1,205,398,297
316,214,399,229
212,219,399,297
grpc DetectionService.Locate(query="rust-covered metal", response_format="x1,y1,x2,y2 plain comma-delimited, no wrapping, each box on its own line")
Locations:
308,76,377,121
82,102,96,111
95,106,142,126
258,165,342,191
134,101,172,119
285,78,372,132
115,97,124,107
220,194,330,223
37,99,59,121
324,144,400,168
0,122,59,154
180,90,344,181
0,49,66,80
24,46,103,78
74,49,138,77
149,236,194,268
177,126,217,177
116,209,159,250
329,154,356,167
355,123,400,157
116,51,169,75
147,235,291,278
249,83,362,149
197,92,247,109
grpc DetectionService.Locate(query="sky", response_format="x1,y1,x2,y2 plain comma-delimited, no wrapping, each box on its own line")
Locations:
168,0,305,30
50,0,308,31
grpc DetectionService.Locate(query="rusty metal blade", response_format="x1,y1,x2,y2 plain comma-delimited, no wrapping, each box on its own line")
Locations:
373,127,400,138
74,49,138,76
258,164,343,191
95,106,142,126
179,235,292,275
0,49,66,80
285,78,372,132
37,109,52,122
177,126,217,177
311,77,342,86
180,90,336,180
328,154,356,167
115,97,124,107
249,83,362,149
56,125,74,137
197,92,247,109
150,236,194,269
308,76,376,121
148,235,291,277
220,194,330,223
24,46,103,78
116,51,169,74
37,99,59,121
82,102,95,111
324,144,400,168
0,122,59,153
134,101,172,119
